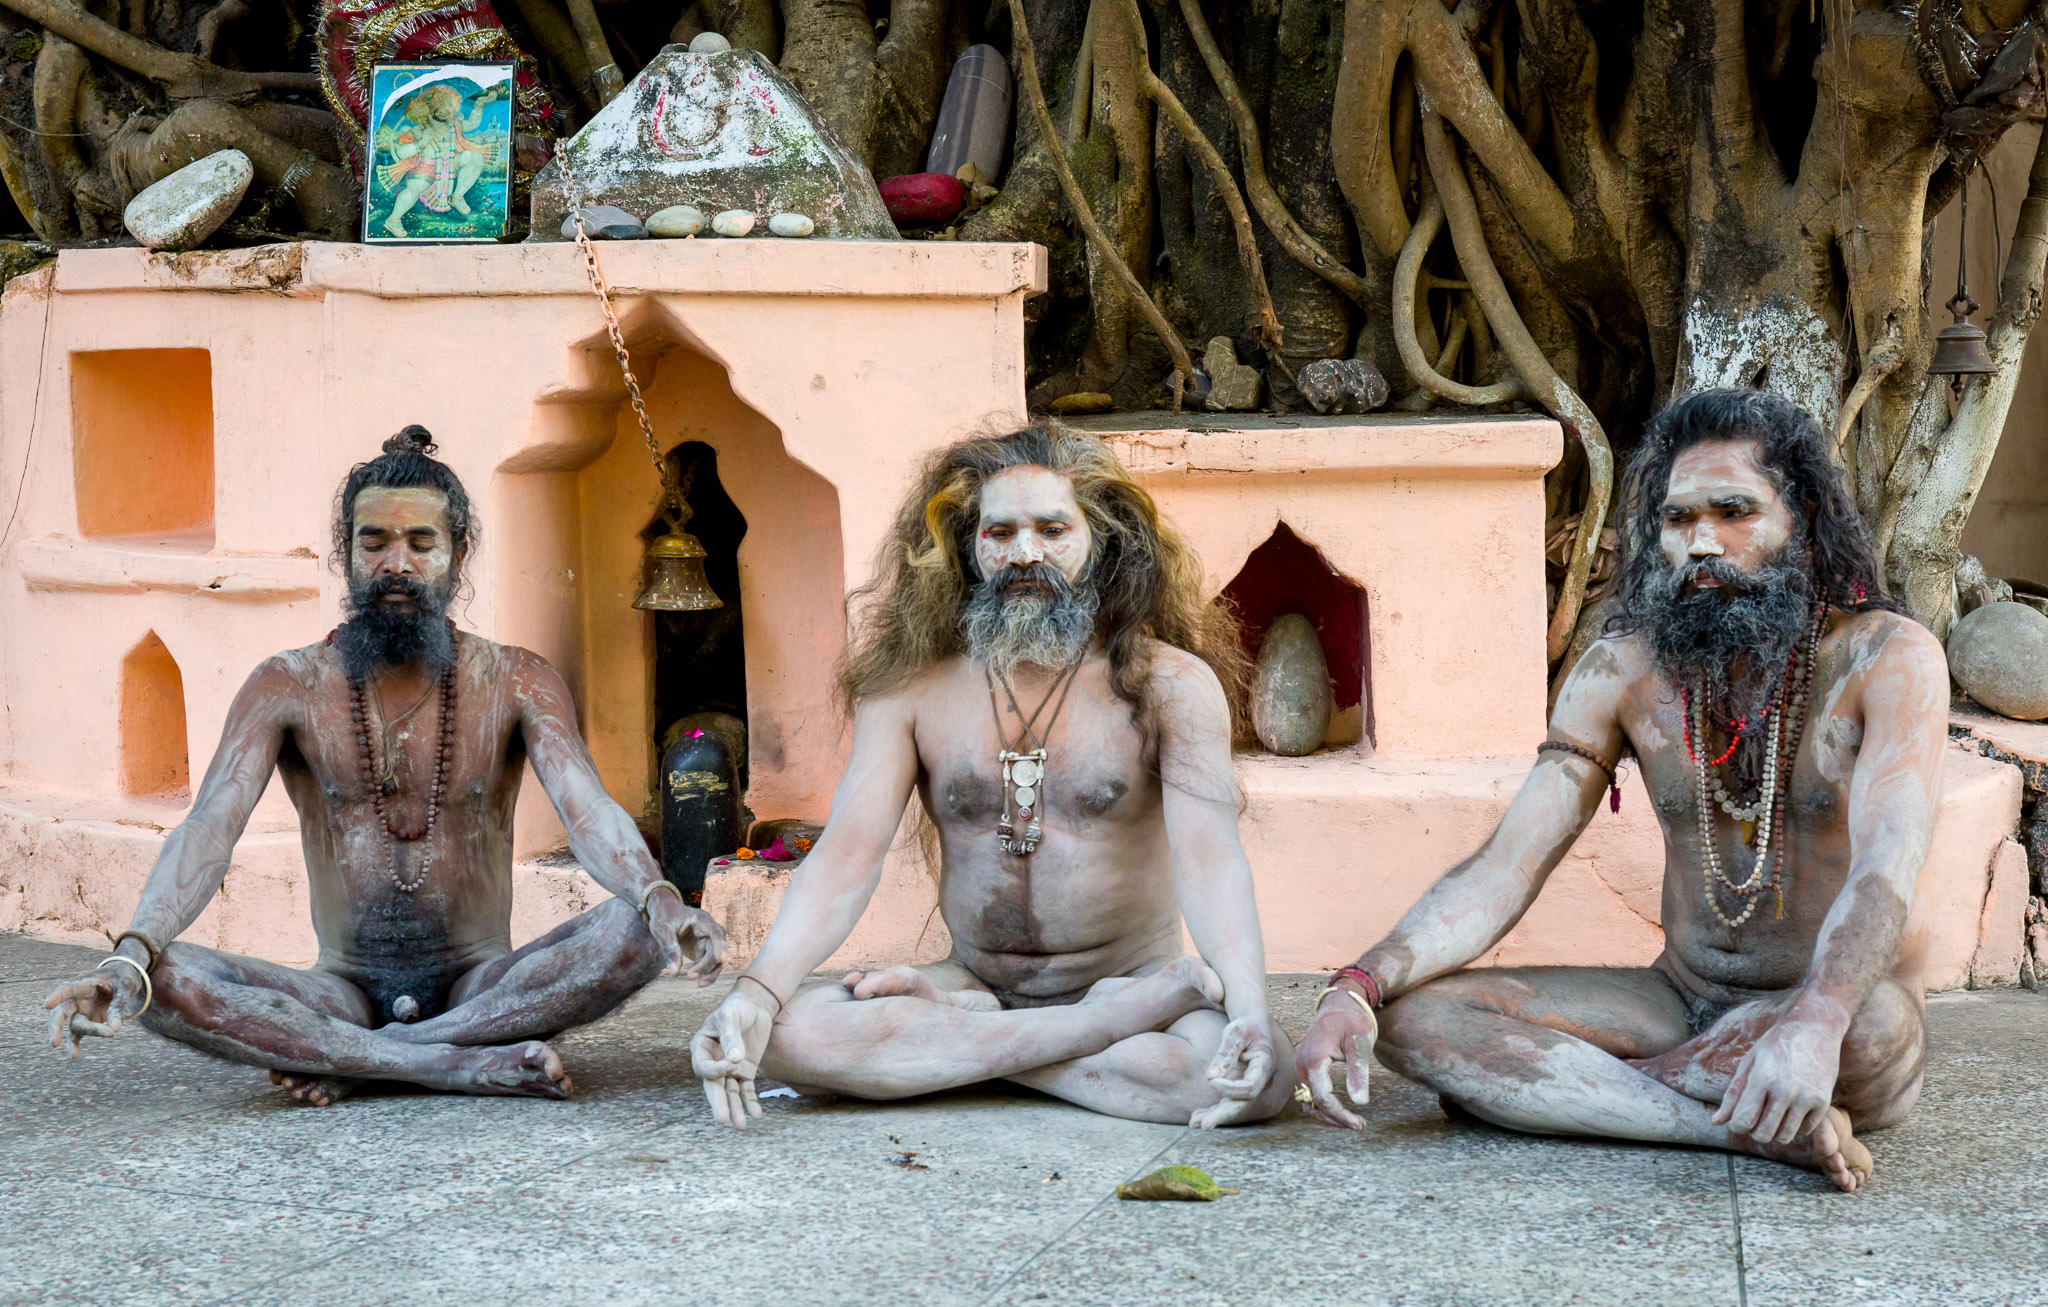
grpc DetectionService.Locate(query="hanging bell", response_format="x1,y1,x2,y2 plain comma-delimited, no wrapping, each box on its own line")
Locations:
633,531,723,611
1929,292,1996,378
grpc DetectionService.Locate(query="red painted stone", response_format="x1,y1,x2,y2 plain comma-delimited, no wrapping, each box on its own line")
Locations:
880,172,966,224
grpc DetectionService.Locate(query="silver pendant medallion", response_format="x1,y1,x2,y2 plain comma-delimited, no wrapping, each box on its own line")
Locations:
998,748,1048,856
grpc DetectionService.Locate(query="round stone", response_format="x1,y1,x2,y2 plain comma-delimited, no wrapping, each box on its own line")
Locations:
711,209,756,237
768,212,815,237
123,149,254,252
1297,357,1390,415
1252,613,1333,755
646,205,706,237
688,31,732,52
561,205,645,240
1014,785,1037,808
1948,600,2048,720
1016,805,1033,819
1010,759,1041,787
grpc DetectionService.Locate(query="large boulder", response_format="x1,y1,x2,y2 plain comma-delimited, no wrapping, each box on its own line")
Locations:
1948,600,2048,721
529,48,898,241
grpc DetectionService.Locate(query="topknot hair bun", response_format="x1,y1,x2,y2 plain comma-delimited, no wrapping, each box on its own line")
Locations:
383,424,439,457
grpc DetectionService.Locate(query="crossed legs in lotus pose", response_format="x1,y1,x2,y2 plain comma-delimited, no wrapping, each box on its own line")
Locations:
137,897,662,1105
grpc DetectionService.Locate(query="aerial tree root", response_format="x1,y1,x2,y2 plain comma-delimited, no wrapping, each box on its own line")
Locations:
1007,0,1192,408
1119,0,1279,350
0,0,319,98
1422,110,1612,665
1174,0,1367,307
1394,188,1529,406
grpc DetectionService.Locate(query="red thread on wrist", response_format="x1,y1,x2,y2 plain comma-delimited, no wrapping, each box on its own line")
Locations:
1332,965,1382,1009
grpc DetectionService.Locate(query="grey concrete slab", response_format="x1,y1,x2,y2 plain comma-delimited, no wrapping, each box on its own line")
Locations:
1734,991,2048,1307
7,976,731,1212
238,1091,1188,1307
985,1074,1743,1307
3,944,270,1145
0,932,106,982
0,1185,385,1307
4,931,2044,1307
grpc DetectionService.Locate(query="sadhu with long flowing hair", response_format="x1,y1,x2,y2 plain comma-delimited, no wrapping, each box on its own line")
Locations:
690,425,1292,1129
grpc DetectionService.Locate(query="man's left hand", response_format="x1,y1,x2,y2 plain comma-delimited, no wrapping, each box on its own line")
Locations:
645,892,727,984
1190,1012,1278,1129
1713,1012,1843,1146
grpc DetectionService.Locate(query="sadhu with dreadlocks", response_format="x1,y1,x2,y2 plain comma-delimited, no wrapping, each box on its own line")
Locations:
1298,389,1947,1193
691,426,1293,1129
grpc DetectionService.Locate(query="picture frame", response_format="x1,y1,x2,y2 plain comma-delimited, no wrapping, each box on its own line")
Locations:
362,61,515,244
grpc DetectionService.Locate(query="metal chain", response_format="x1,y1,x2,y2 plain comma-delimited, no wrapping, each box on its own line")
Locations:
559,144,686,529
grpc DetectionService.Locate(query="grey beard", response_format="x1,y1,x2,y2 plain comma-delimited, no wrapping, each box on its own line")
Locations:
961,563,1098,679
339,573,455,681
1633,534,1813,724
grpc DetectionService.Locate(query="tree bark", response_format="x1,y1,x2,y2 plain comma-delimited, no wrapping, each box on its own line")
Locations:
1887,120,2048,634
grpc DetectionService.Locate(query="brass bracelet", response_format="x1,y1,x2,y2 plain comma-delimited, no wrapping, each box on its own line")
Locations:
1316,985,1378,1040
113,929,161,971
100,954,153,1020
1316,984,1372,1015
638,878,685,922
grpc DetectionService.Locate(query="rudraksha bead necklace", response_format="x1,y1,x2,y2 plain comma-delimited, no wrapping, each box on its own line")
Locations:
1683,603,1828,929
348,625,459,894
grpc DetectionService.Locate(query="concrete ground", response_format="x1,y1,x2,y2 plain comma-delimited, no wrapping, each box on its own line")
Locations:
3,932,2044,1307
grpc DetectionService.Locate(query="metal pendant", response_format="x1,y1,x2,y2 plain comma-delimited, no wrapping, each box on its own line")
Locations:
997,748,1047,856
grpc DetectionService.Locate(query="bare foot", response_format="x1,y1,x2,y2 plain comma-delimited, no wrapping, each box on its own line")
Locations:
841,968,1000,1011
1746,1106,1873,1192
1112,956,1225,1028
1160,955,1227,1008
382,216,407,239
447,1040,574,1099
1806,1107,1874,1192
451,196,472,216
269,1070,360,1107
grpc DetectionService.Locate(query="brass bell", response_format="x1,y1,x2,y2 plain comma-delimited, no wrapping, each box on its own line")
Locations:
632,531,723,611
1929,293,1995,377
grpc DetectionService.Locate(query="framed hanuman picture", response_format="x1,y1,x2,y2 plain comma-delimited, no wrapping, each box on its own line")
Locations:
362,62,515,244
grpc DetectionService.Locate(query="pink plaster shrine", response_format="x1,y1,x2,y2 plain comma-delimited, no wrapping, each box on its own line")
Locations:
0,242,2025,987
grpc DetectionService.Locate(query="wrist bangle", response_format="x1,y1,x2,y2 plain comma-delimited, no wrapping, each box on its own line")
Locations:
1331,965,1384,1009
113,929,162,971
100,954,153,1019
638,879,685,922
736,973,784,1015
1315,984,1378,1040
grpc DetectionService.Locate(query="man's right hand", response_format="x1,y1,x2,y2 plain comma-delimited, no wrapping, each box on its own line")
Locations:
689,987,776,1130
1295,993,1378,1130
45,963,147,1059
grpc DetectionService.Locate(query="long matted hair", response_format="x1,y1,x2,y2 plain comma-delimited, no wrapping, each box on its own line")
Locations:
1606,387,1898,634
838,425,1246,733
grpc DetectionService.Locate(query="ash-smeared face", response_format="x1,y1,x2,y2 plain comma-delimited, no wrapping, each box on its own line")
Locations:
339,486,460,679
962,465,1099,678
1634,438,1812,716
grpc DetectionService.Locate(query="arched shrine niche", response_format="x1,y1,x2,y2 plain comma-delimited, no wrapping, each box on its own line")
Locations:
1219,523,1370,753
493,308,845,860
119,630,190,796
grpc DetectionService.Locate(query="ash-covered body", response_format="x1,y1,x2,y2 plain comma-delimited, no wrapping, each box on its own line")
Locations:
688,429,1292,1132
45,429,726,1105
1298,390,1951,1195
